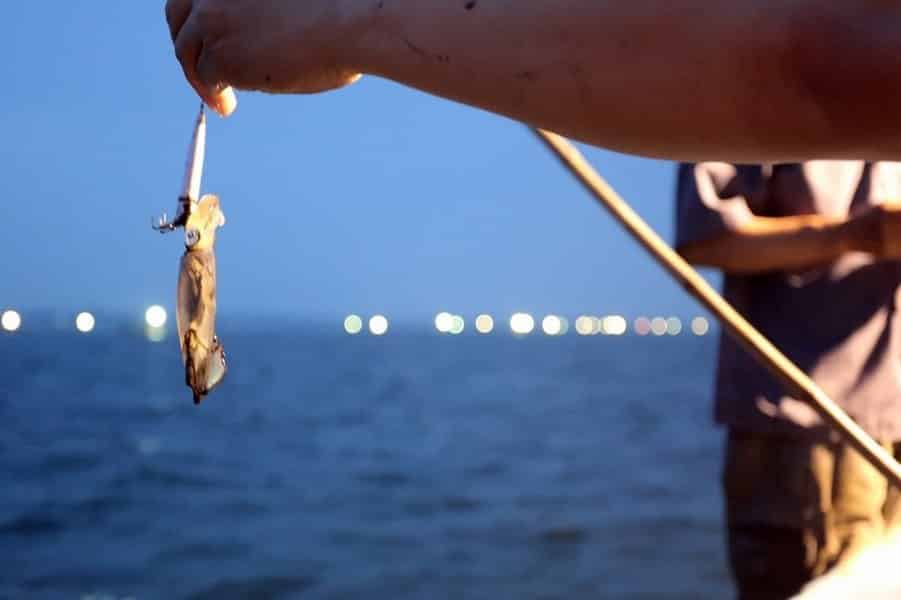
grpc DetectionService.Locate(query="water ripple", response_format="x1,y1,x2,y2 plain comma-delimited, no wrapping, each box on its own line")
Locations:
152,540,252,565
356,469,412,488
537,526,589,545
0,512,65,536
184,575,318,600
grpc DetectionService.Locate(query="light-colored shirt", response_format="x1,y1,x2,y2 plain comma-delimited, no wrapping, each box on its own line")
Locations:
676,161,901,441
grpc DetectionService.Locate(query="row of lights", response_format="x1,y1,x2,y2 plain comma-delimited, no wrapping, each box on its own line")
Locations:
2,308,712,338
342,313,712,337
1,307,169,335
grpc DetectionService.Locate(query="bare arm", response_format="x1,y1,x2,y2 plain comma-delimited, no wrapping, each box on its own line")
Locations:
675,208,901,274
359,0,831,161
166,0,901,162
678,214,861,274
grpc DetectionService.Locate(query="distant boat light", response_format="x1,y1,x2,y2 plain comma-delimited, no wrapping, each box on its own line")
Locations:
344,314,363,335
575,316,594,336
666,317,682,336
691,317,711,336
450,315,465,335
435,312,453,333
651,317,668,336
75,312,95,333
1,310,21,332
602,315,628,336
634,317,651,336
145,305,168,329
542,315,563,336
475,314,494,334
369,315,389,336
510,313,535,335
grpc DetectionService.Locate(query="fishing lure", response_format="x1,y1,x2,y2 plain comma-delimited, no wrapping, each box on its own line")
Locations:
153,105,227,404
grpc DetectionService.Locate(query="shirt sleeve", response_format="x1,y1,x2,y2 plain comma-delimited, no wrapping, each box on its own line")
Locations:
675,162,762,248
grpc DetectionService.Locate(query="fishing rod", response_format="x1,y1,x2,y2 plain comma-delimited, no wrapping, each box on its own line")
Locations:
531,128,901,488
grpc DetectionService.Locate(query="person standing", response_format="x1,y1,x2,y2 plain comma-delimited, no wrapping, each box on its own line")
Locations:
676,162,901,599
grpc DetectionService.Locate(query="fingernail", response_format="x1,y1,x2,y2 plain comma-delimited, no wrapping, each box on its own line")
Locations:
214,86,237,117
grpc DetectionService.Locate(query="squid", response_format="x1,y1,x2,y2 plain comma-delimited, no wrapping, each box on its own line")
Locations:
153,105,227,404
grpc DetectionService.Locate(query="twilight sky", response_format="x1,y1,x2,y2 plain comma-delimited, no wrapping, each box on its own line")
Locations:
0,3,719,324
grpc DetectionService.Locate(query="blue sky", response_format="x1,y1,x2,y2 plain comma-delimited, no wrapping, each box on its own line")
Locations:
0,3,718,323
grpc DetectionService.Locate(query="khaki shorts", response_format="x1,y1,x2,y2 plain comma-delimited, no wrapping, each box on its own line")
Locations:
723,429,901,600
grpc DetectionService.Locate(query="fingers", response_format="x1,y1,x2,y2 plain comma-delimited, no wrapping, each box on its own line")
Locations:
165,0,193,42
173,15,207,105
196,49,238,116
172,10,238,117
213,86,237,117
168,0,237,117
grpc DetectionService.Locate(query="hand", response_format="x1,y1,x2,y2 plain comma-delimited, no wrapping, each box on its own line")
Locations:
165,0,366,116
851,203,901,259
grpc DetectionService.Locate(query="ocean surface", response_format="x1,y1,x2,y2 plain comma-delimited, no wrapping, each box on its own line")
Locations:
0,324,732,599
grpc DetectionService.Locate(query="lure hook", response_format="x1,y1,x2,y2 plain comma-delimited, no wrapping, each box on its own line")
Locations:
151,103,206,235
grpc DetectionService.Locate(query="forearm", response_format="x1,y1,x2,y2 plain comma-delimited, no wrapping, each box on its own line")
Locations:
169,0,901,161
352,0,901,161
677,214,872,274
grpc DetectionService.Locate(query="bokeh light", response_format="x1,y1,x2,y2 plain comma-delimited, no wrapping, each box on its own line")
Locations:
691,316,711,336
75,312,95,333
475,314,494,334
542,315,563,336
145,305,168,328
144,305,167,342
666,317,682,336
450,315,465,335
602,315,628,336
510,313,535,335
435,312,453,333
650,317,668,336
575,315,594,336
369,315,389,336
344,314,363,335
1,310,21,332
634,316,651,336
